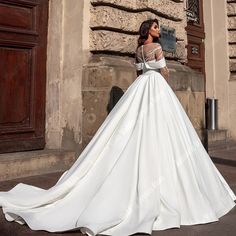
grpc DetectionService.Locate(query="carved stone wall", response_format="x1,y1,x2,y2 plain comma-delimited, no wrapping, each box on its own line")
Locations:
82,56,206,147
89,0,187,62
82,56,137,147
227,0,236,80
81,0,206,147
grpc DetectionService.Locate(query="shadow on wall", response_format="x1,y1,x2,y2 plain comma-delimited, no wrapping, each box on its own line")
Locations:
107,86,124,114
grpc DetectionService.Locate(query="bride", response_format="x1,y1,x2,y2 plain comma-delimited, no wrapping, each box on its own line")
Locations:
0,19,235,236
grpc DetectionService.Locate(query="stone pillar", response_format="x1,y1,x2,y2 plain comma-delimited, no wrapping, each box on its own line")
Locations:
46,0,90,152
46,0,64,149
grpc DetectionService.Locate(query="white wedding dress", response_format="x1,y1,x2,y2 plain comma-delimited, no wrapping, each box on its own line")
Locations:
0,43,235,236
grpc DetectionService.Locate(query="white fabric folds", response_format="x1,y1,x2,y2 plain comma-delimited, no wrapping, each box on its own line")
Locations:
135,58,166,71
0,67,235,236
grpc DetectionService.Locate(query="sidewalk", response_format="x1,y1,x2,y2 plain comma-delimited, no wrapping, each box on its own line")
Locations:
1,149,236,236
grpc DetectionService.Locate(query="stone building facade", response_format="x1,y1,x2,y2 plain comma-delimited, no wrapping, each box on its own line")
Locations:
1,0,235,180
46,0,209,153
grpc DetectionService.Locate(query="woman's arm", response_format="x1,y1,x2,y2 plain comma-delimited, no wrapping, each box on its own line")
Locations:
155,44,170,82
135,53,143,76
160,66,169,82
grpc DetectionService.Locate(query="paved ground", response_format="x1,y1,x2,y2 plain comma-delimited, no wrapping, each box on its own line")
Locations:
1,149,236,236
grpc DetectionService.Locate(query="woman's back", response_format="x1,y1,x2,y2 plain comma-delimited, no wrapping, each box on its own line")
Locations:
135,42,163,63
135,43,168,75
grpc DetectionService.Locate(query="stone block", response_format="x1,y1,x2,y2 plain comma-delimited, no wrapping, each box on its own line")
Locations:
90,6,186,40
206,129,228,152
228,17,236,29
90,30,187,58
168,61,204,92
174,40,187,60
81,56,137,147
170,71,191,91
229,44,236,57
229,31,236,43
82,66,114,89
0,150,76,181
84,55,137,88
230,73,236,81
190,71,205,92
188,92,205,130
147,0,185,20
174,91,189,113
91,0,184,21
173,90,205,137
91,0,135,9
229,59,236,72
90,0,187,62
114,68,136,88
207,129,227,143
90,31,136,54
227,2,236,15
82,90,110,137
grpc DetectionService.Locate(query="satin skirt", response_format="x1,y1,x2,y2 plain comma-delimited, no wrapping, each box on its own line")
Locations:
0,70,235,236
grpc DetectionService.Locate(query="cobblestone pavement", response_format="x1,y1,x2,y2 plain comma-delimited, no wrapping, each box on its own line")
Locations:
1,149,236,236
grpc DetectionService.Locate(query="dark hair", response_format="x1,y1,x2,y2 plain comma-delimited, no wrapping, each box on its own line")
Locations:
137,19,160,47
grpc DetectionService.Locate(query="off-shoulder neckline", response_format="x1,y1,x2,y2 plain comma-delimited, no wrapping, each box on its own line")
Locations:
142,42,161,46
137,43,161,51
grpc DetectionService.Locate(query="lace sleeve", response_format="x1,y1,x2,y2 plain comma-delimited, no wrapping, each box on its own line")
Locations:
154,44,169,81
134,54,143,71
134,48,143,71
154,43,164,61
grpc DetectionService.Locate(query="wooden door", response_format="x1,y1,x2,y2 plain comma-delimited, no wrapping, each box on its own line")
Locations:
0,0,48,153
185,0,205,74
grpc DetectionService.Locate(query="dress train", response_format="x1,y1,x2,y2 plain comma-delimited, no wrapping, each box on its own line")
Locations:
0,69,235,236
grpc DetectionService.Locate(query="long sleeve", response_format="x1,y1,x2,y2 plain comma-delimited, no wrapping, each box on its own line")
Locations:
154,44,169,81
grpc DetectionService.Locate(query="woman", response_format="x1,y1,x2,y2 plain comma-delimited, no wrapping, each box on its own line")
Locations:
0,19,235,236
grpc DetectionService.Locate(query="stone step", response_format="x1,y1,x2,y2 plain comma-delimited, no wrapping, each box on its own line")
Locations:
210,147,236,167
207,129,227,142
0,149,76,181
206,129,227,152
226,139,236,149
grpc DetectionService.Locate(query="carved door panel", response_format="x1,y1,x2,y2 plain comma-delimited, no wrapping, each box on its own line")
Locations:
186,0,205,74
0,0,48,153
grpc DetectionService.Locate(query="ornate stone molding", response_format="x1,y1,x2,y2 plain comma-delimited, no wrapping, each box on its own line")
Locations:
90,6,186,40
91,0,184,21
228,16,236,29
90,0,187,62
227,1,236,74
229,59,236,71
227,2,236,16
90,30,187,61
229,30,236,43
229,45,236,58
